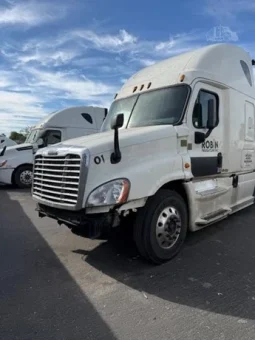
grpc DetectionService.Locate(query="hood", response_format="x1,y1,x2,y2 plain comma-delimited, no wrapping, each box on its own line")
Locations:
0,137,17,149
0,143,33,157
53,125,177,155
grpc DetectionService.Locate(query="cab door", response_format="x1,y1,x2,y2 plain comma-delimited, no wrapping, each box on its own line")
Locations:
186,82,224,178
241,101,255,170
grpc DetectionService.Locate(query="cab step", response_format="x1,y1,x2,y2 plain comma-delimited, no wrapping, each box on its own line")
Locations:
195,186,229,200
195,207,232,227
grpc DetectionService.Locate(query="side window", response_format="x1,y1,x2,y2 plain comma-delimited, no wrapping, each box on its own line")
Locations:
192,90,219,129
245,101,255,141
43,130,62,146
240,60,252,87
81,113,93,124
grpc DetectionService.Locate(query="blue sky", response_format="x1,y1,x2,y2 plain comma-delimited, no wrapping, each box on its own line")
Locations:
0,0,255,135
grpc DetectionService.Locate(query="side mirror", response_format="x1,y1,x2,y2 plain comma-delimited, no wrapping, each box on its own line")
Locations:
207,99,216,129
37,138,44,147
110,113,124,164
195,131,206,144
111,113,124,130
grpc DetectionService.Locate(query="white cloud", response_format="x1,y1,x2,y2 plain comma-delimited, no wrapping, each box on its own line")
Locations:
0,65,116,135
71,56,110,67
138,59,156,67
0,78,13,88
1,35,81,68
153,31,205,57
0,26,205,135
206,25,239,42
18,50,79,67
0,90,47,135
0,91,44,113
0,70,28,89
25,68,116,101
155,39,175,51
0,1,66,26
65,28,204,66
73,29,137,52
2,27,203,69
205,0,255,22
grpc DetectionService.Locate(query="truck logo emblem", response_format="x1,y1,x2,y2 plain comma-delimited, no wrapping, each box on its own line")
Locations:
48,150,58,156
202,140,219,152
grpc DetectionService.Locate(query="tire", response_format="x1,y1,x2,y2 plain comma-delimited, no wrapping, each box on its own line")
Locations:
133,189,188,264
14,165,33,189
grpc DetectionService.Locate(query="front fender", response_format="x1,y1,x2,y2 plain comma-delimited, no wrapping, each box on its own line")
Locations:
2,150,33,169
83,136,185,208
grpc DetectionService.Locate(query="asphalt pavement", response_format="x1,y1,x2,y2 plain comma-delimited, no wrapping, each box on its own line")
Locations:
1,186,255,340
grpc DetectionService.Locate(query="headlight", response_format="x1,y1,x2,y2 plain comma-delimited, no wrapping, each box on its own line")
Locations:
87,178,130,207
0,160,7,167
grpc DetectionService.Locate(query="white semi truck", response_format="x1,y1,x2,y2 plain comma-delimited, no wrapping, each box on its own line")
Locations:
32,43,255,264
0,106,107,188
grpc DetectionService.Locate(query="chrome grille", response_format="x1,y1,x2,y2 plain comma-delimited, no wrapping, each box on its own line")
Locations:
32,154,81,206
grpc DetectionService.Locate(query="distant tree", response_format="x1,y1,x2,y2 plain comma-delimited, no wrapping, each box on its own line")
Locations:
9,125,34,144
9,131,26,144
20,125,33,137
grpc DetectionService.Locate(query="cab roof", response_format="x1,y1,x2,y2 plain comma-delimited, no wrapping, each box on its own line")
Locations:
34,106,107,129
116,43,254,99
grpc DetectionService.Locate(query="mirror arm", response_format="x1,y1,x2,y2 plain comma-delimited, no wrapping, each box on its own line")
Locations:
111,128,121,164
195,128,214,144
205,128,213,139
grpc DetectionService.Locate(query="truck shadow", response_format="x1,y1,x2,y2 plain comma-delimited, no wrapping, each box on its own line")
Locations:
0,190,117,340
0,184,31,193
74,206,255,321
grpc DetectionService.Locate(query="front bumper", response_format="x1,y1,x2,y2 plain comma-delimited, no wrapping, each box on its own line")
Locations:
36,203,116,239
0,168,14,185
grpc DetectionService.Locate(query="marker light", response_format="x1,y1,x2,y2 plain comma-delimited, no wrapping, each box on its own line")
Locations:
180,74,185,82
0,160,7,167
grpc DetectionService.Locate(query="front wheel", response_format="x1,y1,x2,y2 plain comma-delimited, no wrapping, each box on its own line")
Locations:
133,189,188,264
14,165,33,189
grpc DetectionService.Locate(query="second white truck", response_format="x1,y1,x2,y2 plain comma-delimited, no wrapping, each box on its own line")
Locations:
0,106,107,188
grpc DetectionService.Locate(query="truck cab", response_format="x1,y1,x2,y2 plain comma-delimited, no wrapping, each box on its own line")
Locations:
32,43,255,264
0,106,107,188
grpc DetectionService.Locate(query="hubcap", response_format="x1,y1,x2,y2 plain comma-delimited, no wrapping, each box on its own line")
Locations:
20,170,33,185
156,206,182,249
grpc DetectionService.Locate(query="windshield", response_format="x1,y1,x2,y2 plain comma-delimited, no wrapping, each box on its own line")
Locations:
25,129,40,143
101,85,190,131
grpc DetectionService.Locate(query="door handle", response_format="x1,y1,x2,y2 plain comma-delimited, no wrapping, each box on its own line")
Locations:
217,152,223,173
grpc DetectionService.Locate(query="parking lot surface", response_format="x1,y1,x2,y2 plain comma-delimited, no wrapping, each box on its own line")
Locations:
1,186,255,340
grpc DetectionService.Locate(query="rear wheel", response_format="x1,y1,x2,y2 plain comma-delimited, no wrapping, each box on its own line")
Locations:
133,189,188,264
14,165,33,189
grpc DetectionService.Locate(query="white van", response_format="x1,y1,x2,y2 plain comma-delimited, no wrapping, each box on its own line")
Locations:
32,43,255,264
0,106,107,188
